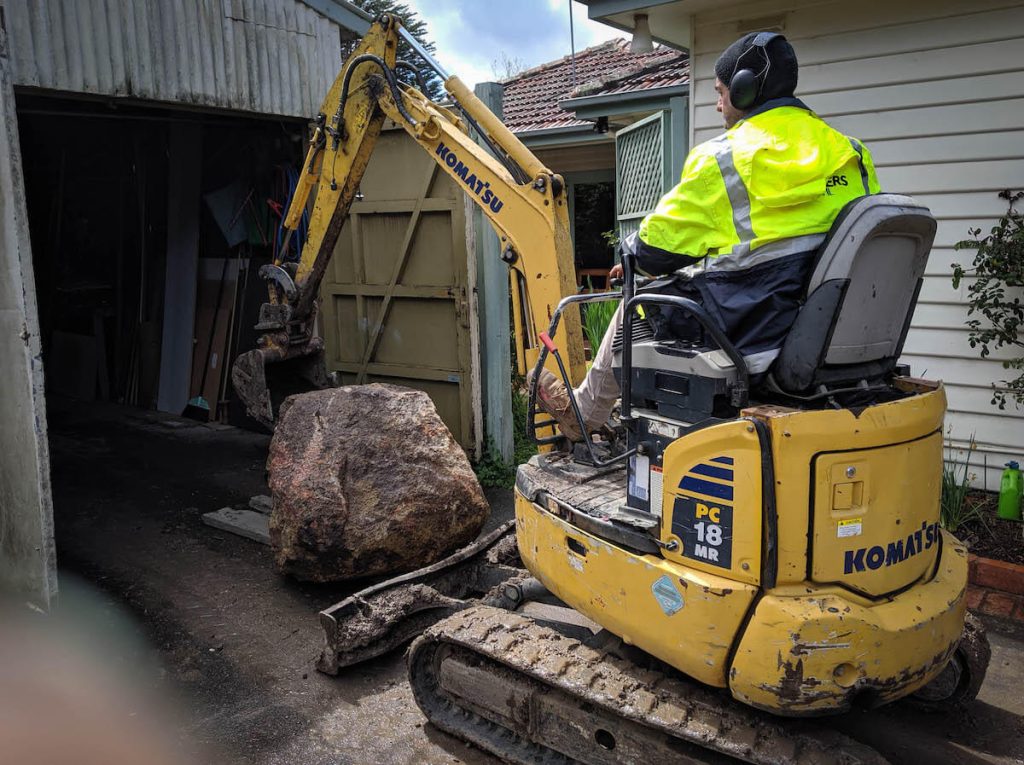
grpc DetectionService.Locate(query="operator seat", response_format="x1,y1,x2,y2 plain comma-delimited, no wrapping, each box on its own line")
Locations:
617,193,936,419
766,193,936,397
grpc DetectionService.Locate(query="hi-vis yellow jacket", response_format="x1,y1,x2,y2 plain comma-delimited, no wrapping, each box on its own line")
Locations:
635,97,881,372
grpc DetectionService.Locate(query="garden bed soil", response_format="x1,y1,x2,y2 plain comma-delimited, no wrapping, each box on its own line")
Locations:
958,490,1024,566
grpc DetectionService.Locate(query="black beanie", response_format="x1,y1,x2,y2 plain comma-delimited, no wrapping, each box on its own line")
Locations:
714,32,799,108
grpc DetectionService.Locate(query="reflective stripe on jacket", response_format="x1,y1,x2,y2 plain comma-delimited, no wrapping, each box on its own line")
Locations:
635,98,881,372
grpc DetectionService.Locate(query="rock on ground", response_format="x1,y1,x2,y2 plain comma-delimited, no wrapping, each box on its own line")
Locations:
267,384,490,582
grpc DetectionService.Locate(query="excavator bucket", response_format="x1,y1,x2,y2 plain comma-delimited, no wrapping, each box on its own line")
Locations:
231,343,331,431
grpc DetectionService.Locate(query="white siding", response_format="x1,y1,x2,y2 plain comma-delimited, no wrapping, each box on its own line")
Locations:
692,0,1024,488
4,0,341,118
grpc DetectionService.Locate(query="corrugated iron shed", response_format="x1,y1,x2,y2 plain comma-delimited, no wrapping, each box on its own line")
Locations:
4,0,357,118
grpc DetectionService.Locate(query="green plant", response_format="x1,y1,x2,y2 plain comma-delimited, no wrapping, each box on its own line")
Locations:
952,189,1024,410
573,229,624,357
473,386,537,489
941,433,985,534
582,295,620,358
510,384,538,467
473,443,516,489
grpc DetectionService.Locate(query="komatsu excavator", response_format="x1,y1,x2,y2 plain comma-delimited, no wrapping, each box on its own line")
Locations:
232,15,990,765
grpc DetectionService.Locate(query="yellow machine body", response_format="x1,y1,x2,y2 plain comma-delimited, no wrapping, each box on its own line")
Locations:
515,381,967,715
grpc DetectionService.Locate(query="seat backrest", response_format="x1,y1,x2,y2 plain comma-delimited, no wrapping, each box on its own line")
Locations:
770,194,936,394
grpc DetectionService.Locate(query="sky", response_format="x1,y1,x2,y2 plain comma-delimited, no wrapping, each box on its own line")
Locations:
399,0,626,87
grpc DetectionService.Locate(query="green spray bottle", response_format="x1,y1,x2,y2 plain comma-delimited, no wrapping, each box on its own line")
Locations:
998,461,1022,521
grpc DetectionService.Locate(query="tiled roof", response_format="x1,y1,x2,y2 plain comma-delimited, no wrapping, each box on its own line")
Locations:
502,39,688,134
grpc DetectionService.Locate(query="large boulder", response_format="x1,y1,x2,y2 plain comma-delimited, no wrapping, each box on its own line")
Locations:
267,384,490,582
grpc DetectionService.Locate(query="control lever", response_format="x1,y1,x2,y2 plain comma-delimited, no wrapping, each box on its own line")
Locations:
610,275,653,291
537,332,593,447
529,324,635,469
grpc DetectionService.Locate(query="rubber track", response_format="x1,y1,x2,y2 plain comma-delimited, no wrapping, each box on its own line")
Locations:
958,613,992,704
909,612,990,711
408,605,889,765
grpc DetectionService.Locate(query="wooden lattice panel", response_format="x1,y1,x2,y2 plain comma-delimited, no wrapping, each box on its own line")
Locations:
616,112,667,240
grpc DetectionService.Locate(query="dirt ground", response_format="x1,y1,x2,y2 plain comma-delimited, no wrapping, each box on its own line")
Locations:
959,490,1024,566
45,399,1024,765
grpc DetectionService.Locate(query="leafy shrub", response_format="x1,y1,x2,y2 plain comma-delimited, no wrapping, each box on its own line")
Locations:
952,189,1024,410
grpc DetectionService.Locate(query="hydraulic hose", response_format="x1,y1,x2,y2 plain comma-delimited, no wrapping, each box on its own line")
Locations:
394,60,429,93
335,54,418,129
334,43,531,187
453,104,531,186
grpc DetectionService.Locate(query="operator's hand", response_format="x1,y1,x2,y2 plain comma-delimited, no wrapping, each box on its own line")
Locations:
609,263,624,281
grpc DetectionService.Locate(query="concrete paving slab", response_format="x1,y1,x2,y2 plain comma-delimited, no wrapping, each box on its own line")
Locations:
202,507,270,545
248,495,272,515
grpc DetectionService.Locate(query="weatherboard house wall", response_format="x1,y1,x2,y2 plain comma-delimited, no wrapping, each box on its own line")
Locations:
691,0,1024,489
587,0,1024,489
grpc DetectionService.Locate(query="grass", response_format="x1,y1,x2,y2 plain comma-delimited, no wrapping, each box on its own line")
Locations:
582,297,620,359
941,433,987,534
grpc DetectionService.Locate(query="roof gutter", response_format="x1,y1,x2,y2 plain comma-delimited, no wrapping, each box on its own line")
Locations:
298,0,372,35
513,124,610,148
560,82,688,112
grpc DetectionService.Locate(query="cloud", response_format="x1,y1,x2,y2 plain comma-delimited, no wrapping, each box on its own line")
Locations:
401,0,624,87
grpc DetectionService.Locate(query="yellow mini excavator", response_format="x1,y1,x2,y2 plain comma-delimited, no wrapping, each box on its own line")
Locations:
233,16,990,765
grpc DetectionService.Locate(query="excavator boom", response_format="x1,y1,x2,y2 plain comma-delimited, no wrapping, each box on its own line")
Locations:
231,14,584,429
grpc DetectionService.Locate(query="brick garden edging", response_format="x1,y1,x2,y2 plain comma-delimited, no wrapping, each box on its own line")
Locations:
967,554,1024,621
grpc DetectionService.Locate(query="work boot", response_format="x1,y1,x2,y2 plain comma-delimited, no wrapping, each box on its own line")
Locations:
528,368,583,442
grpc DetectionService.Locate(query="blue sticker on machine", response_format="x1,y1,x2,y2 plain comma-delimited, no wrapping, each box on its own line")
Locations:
671,456,736,569
651,574,684,616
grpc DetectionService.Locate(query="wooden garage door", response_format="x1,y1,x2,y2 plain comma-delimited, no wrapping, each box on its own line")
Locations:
319,122,480,454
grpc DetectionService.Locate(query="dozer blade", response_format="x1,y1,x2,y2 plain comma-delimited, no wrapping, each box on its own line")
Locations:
408,605,890,765
231,343,331,431
317,521,524,674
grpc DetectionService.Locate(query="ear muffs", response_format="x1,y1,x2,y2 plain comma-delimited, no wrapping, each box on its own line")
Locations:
729,31,783,111
729,68,760,110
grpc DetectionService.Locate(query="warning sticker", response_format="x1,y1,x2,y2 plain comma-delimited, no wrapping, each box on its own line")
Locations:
837,518,863,538
649,466,664,517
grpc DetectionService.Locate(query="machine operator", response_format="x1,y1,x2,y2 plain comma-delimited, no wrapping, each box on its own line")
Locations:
532,31,882,440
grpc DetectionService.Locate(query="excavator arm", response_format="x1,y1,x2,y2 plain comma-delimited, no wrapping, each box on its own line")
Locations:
231,14,585,429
